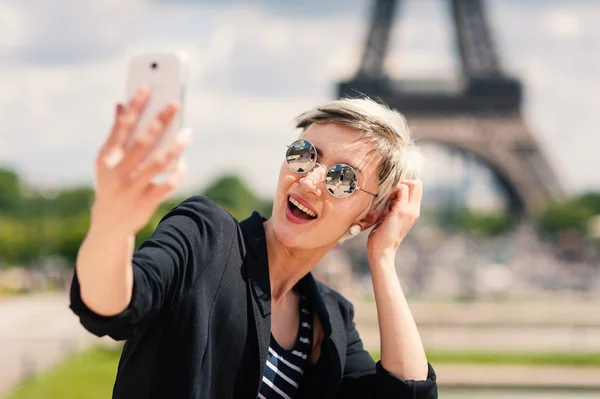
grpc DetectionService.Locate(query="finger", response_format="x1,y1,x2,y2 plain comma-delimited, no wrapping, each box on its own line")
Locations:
100,88,151,157
401,179,423,205
126,86,151,113
115,88,154,151
401,179,423,218
98,103,125,159
116,101,180,174
144,158,188,202
399,183,410,207
120,87,152,141
389,184,409,214
130,128,192,189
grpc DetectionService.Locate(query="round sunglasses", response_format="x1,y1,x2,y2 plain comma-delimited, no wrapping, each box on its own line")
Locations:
285,140,378,199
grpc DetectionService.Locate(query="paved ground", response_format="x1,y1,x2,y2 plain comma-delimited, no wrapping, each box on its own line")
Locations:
434,364,600,388
1,293,600,397
440,388,600,399
0,294,107,397
352,297,600,353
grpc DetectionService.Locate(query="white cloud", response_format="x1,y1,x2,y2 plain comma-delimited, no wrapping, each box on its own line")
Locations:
0,58,130,187
0,3,29,54
540,9,583,40
151,0,365,19
0,0,147,66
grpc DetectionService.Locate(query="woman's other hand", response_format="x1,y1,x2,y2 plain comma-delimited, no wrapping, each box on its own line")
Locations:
366,180,423,261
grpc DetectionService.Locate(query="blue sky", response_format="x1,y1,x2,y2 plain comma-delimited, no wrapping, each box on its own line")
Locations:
0,0,598,201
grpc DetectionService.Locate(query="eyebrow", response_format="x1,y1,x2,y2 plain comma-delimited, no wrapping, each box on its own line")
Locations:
314,145,363,174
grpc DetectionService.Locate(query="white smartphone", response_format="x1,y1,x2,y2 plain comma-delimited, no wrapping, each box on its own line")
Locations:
125,52,188,155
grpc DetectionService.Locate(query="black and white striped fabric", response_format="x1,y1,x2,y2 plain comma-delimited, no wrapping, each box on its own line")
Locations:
258,295,313,399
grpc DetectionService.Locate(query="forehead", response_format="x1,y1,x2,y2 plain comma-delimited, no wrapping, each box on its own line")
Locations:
300,123,380,176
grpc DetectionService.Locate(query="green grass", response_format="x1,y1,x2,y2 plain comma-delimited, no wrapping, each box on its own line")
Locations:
5,346,121,399
6,347,600,398
371,351,600,367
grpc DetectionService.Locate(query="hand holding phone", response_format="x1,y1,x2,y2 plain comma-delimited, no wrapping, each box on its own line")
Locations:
90,52,192,235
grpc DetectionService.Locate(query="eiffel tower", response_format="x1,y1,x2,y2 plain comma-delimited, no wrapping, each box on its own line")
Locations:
337,0,563,216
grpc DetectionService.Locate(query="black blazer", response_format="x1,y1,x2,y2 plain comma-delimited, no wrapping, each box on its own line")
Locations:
70,196,437,398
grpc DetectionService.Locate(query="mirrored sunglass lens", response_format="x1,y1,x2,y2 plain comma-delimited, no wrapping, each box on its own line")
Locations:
286,140,316,173
324,164,358,198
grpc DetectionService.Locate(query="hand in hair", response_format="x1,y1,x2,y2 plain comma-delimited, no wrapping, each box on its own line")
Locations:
366,179,423,260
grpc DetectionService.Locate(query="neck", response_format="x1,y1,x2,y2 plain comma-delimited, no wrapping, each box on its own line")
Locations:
263,219,335,304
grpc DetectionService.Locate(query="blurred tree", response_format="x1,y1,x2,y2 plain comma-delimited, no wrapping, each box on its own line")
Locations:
537,196,598,241
202,174,272,220
0,167,22,213
457,209,513,237
574,192,600,215
0,217,28,266
436,206,463,231
57,215,91,265
436,206,512,237
0,170,274,268
51,187,96,217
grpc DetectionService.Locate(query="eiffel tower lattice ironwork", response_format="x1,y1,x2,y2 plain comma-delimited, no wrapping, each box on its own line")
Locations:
337,0,563,216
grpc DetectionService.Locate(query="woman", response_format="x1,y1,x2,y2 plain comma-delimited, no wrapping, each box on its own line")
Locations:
70,88,438,398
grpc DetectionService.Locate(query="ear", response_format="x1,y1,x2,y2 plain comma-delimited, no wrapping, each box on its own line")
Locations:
359,209,381,230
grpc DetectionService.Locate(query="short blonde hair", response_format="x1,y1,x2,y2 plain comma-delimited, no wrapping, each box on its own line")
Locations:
294,97,423,214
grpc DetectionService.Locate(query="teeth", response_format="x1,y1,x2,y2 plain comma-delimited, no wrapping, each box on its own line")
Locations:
289,197,317,218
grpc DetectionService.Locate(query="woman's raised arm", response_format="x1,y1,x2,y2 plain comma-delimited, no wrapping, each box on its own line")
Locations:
75,88,190,317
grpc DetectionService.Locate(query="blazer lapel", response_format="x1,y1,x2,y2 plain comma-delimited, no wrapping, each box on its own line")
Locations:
239,212,272,388
296,275,347,398
298,274,332,337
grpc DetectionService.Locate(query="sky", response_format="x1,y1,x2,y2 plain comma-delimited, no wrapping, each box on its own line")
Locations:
0,0,598,202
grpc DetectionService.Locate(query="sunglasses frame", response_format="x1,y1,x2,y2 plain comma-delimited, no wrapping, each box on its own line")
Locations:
285,140,378,199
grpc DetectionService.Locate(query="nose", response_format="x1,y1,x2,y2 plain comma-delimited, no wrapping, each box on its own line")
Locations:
300,164,325,196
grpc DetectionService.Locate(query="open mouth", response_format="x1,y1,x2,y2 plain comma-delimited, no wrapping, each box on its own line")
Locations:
288,196,317,220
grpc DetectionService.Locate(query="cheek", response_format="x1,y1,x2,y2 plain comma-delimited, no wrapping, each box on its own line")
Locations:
274,166,298,208
317,200,351,227
326,196,370,224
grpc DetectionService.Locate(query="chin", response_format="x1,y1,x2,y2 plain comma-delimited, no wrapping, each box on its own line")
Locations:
272,226,300,248
271,212,344,251
271,211,309,248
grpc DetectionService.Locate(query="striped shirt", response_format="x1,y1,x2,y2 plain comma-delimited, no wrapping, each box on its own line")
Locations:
258,294,313,399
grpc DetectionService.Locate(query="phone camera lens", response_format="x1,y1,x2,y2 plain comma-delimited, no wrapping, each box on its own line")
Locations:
151,62,158,69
